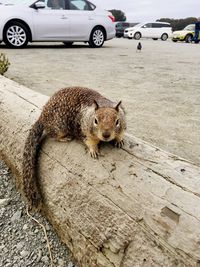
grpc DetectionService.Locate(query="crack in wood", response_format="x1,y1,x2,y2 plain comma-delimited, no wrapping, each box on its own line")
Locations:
149,168,200,198
122,148,158,164
121,146,200,198
7,90,40,109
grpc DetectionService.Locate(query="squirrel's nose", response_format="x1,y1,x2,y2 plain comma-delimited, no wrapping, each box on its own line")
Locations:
102,132,111,139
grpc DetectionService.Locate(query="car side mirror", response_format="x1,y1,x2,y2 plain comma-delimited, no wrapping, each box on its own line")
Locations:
33,1,46,9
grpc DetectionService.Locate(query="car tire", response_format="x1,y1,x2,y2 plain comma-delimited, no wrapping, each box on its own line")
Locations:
152,38,158,40
3,21,29,48
89,27,105,48
63,42,74,47
161,33,168,41
134,32,141,40
185,34,193,43
172,40,178,42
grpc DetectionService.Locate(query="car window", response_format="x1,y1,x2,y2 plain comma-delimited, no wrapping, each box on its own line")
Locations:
68,0,92,10
152,23,159,28
40,0,66,9
152,23,162,28
123,23,130,27
116,23,129,29
152,23,170,28
163,24,171,28
184,25,195,31
142,23,152,28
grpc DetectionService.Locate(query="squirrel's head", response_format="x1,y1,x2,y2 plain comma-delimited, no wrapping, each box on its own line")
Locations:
91,100,126,142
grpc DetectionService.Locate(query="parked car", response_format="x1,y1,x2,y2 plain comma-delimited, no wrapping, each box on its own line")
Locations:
115,22,138,38
124,22,172,41
172,24,198,43
0,0,115,48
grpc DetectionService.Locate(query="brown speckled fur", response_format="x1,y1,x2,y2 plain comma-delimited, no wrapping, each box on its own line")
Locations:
22,87,126,208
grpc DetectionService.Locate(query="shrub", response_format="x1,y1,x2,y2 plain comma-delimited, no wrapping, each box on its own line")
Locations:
0,53,10,75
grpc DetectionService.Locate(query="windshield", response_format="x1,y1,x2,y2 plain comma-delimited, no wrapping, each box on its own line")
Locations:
131,22,143,28
184,25,195,31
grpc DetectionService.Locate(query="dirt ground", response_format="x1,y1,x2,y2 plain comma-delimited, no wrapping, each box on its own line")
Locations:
1,38,200,165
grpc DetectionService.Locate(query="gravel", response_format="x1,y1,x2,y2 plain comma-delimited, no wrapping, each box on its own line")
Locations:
0,160,78,267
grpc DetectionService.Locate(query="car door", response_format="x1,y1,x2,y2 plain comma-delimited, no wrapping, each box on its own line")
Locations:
151,23,161,38
141,23,152,38
31,0,70,40
66,0,94,40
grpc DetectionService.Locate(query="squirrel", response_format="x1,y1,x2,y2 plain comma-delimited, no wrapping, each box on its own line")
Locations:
22,86,126,208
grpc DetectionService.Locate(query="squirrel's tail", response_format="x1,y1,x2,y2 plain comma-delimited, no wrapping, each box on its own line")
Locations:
22,120,44,209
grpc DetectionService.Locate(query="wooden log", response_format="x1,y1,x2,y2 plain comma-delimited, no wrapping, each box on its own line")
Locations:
0,75,200,267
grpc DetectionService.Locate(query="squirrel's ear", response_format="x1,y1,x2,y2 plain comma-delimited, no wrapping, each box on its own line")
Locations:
115,101,122,112
93,100,99,110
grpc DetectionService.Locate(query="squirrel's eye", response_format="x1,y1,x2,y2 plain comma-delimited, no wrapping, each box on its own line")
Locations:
94,118,98,125
116,119,120,126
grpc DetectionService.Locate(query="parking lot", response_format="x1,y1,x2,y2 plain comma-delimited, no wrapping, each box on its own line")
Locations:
1,38,200,164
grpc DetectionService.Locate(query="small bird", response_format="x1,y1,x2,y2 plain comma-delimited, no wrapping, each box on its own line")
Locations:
137,42,142,52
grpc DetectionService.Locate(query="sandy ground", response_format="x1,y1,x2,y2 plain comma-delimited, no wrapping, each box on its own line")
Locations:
1,38,200,165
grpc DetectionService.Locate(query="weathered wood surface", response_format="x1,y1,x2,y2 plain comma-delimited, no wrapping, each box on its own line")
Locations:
0,76,200,267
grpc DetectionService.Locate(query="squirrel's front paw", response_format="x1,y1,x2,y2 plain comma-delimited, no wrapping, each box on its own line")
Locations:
89,148,99,159
114,139,124,148
84,138,100,159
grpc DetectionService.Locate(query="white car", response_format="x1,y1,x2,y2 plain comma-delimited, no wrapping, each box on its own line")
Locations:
124,22,172,41
0,0,115,48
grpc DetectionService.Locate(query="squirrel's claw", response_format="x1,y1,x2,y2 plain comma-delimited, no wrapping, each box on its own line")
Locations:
115,139,124,148
89,148,99,159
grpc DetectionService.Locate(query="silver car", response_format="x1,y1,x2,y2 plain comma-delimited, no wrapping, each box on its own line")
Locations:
0,0,115,48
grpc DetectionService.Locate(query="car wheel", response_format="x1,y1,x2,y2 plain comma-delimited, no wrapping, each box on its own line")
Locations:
161,33,168,41
63,42,74,47
89,27,105,48
4,22,29,48
185,35,193,43
172,40,178,42
152,38,158,40
134,32,141,40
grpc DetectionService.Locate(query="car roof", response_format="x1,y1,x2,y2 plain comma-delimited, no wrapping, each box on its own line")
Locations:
0,0,34,6
134,21,171,27
144,22,170,25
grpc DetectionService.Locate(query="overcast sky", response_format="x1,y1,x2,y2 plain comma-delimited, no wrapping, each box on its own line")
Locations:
92,0,200,22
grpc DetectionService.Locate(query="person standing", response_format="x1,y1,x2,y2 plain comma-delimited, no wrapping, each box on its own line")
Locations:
193,17,200,43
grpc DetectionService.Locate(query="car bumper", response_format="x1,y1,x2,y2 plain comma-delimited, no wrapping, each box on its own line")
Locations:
172,37,185,41
106,27,116,40
172,35,185,41
124,32,130,38
124,32,134,38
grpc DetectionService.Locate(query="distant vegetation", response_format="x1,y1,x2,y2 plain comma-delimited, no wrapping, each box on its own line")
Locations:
109,9,126,21
157,17,197,31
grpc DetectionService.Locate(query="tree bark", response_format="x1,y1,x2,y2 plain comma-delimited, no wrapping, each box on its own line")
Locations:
0,76,200,267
